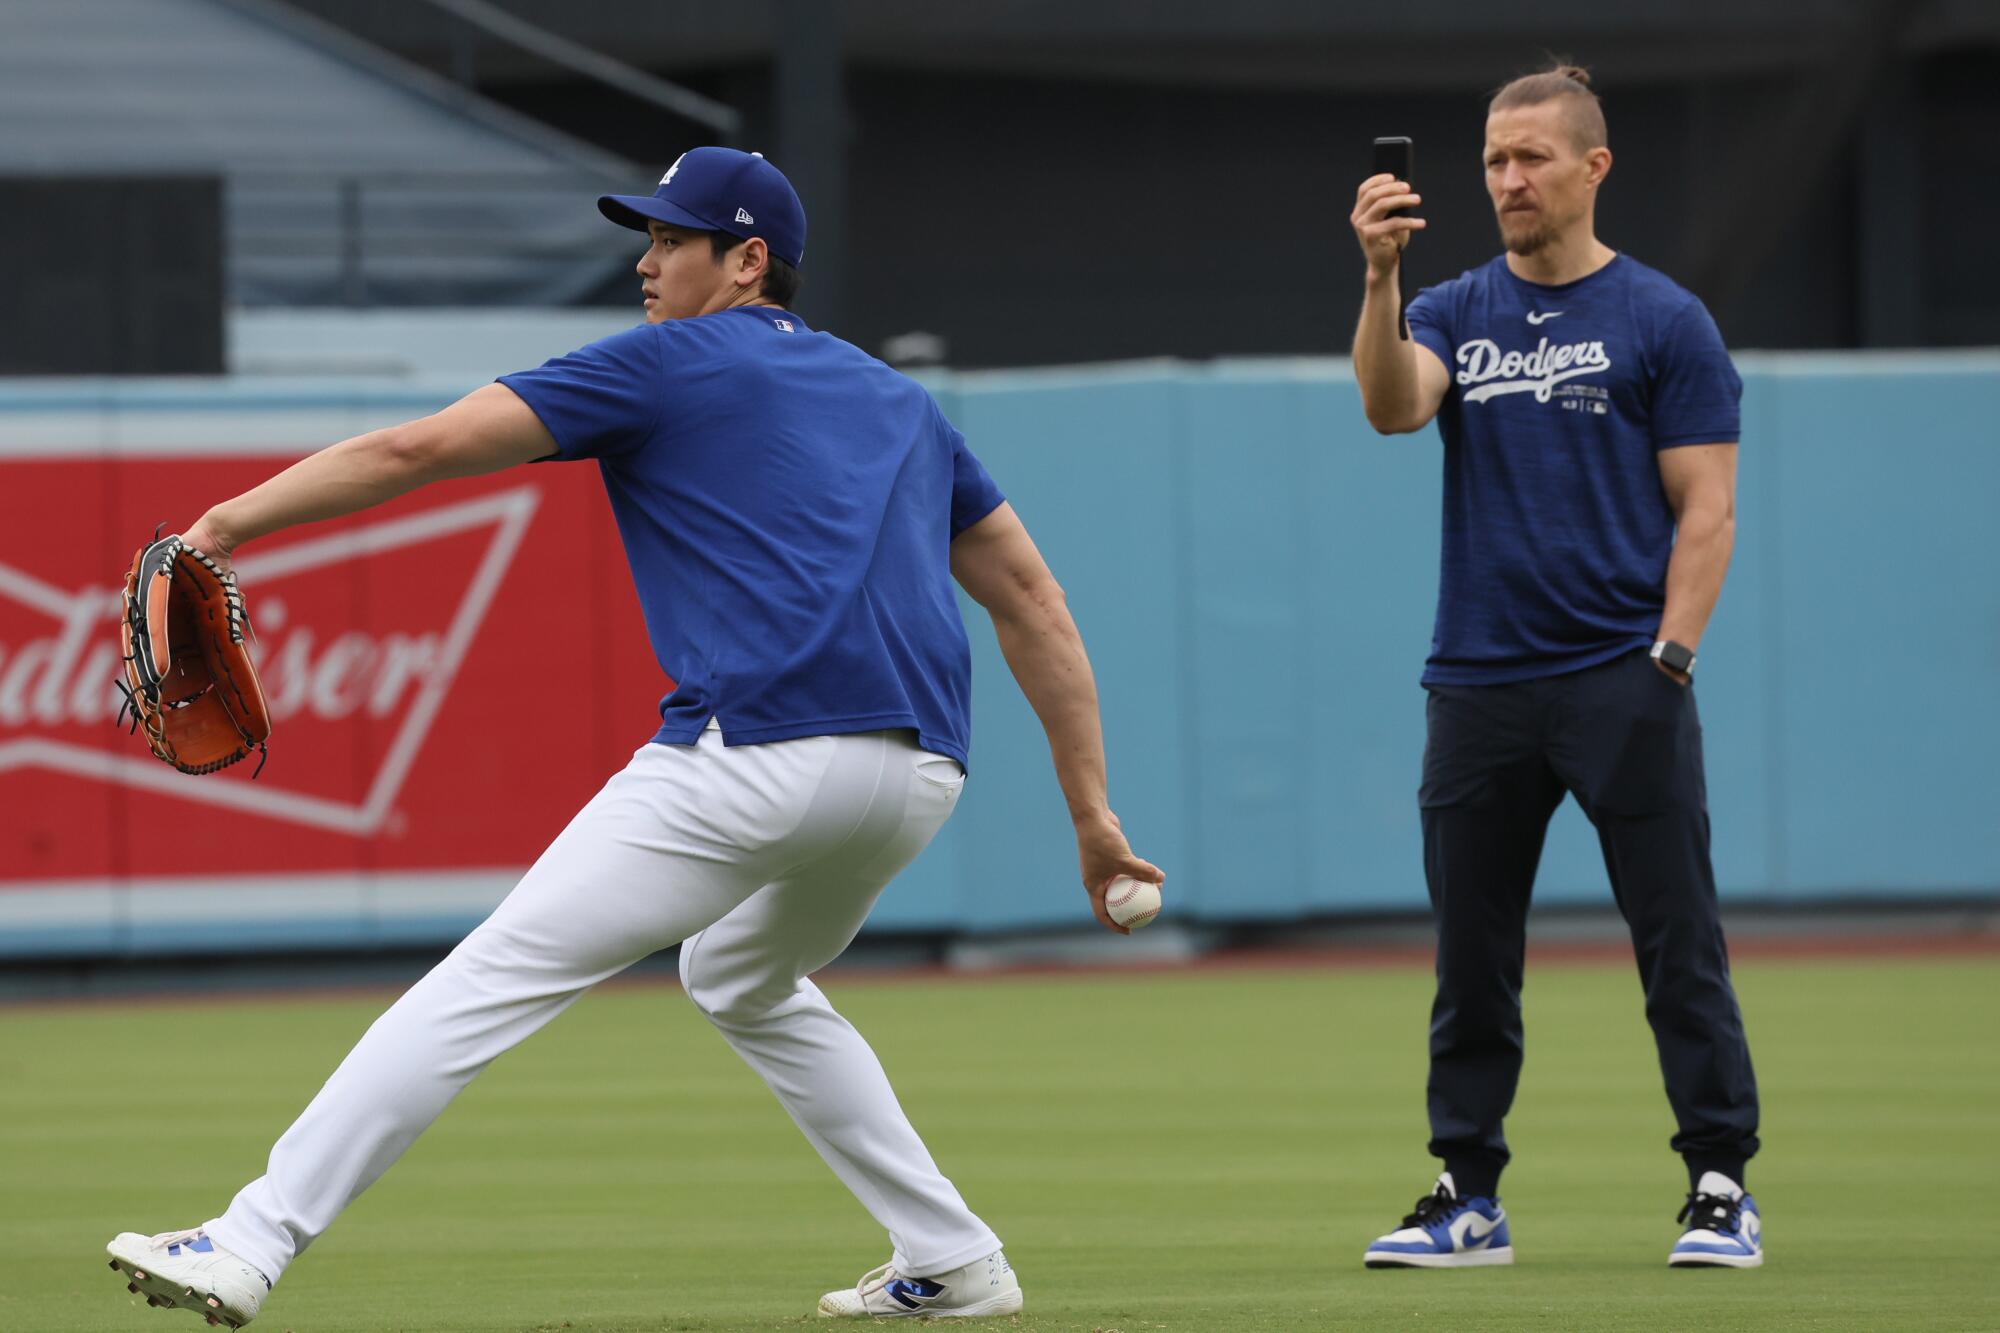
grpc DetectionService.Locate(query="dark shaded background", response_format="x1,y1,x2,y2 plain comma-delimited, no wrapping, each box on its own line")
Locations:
167,1,2000,362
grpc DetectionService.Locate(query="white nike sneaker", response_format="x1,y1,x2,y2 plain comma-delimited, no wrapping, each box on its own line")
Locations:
1364,1173,1514,1268
817,1250,1023,1318
107,1228,270,1328
1669,1171,1764,1268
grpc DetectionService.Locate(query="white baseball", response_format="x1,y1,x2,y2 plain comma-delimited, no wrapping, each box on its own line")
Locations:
1104,875,1162,929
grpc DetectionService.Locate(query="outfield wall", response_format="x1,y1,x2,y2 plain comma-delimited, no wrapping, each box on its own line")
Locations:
3,352,1996,957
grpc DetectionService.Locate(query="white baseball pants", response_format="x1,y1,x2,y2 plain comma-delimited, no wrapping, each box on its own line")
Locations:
206,723,1001,1284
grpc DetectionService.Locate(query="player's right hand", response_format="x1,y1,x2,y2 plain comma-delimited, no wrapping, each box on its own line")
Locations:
1352,173,1426,277
1075,811,1163,936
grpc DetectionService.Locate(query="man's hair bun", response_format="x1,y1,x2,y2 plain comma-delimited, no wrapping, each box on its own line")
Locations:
1489,59,1607,149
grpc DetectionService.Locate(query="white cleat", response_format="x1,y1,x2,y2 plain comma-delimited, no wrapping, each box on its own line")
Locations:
817,1249,1023,1318
106,1229,270,1329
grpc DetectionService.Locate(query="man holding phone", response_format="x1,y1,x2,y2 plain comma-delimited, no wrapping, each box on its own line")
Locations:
1346,64,1763,1270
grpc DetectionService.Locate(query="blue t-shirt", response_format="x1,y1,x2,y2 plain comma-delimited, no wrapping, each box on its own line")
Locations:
498,306,1005,766
1405,254,1741,685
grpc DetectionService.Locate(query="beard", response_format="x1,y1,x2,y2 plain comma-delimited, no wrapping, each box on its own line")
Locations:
1498,207,1558,256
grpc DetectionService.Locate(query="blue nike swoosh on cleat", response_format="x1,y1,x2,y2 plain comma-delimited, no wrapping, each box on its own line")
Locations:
166,1236,215,1256
885,1278,944,1309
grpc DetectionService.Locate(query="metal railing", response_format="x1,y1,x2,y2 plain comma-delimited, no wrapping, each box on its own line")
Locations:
418,0,741,141
226,168,637,306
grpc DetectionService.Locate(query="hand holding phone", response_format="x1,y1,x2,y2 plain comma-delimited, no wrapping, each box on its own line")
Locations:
1365,136,1417,339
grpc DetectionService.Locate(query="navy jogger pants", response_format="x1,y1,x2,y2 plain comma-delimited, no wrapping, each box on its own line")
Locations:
1417,648,1760,1199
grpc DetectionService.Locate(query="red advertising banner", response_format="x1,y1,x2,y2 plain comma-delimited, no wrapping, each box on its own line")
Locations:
1,455,667,888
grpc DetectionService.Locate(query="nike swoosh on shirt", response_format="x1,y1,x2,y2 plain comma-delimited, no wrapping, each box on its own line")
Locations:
1525,311,1563,324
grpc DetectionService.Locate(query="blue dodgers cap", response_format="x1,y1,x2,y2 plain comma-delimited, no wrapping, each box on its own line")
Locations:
598,147,807,267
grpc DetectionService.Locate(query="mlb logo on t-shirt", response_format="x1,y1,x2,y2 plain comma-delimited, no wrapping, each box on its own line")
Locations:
774,319,795,333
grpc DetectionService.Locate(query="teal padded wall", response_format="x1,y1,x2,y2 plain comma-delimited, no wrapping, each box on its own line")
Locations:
866,354,2000,930
2,351,1994,954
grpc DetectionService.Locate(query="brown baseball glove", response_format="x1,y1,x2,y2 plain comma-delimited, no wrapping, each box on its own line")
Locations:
117,533,272,776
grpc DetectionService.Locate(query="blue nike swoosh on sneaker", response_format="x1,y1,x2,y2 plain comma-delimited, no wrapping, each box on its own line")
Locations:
1460,1215,1504,1247
166,1236,216,1257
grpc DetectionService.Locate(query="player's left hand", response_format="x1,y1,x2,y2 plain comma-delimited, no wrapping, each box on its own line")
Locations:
181,513,236,577
1652,657,1691,686
1076,811,1163,935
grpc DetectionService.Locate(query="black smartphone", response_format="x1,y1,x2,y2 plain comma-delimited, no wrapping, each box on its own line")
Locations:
1371,137,1415,339
1373,136,1414,216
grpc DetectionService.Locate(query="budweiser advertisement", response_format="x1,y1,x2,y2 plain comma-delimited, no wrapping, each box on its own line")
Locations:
1,450,666,954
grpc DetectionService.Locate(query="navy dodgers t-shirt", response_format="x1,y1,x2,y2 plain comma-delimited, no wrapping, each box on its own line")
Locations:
1405,254,1741,685
499,306,1005,767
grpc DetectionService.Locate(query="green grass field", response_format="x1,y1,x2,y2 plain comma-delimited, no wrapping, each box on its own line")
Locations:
4,954,1996,1332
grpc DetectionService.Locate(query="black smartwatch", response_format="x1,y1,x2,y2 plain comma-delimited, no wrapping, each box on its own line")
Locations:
1651,640,1696,675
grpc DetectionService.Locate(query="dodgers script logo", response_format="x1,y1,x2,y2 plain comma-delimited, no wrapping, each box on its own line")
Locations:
1456,337,1612,404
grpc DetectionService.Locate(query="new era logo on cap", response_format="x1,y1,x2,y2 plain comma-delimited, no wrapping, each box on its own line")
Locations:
735,207,754,224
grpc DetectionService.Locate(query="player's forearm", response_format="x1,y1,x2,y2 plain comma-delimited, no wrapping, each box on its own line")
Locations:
988,592,1112,827
198,424,440,552
1658,502,1735,649
1353,268,1426,432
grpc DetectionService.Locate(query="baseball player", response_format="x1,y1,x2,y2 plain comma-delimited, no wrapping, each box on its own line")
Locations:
105,147,1163,1327
1348,66,1763,1268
